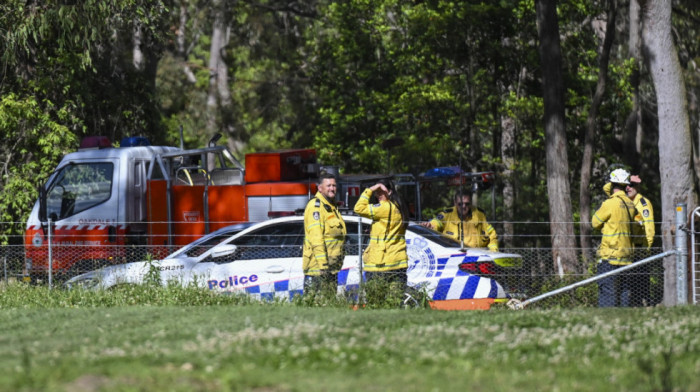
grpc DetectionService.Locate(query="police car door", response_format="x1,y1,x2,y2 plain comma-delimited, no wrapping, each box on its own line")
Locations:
193,222,304,300
342,219,370,293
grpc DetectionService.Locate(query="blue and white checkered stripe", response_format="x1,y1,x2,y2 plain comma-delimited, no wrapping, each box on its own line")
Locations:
431,273,504,300
430,253,506,300
244,280,303,301
226,268,359,301
221,259,505,301
433,253,478,278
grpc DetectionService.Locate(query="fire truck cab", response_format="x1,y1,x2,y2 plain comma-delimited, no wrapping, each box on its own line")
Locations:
24,136,319,282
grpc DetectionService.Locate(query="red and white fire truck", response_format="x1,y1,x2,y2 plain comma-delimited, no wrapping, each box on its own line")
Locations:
24,135,321,281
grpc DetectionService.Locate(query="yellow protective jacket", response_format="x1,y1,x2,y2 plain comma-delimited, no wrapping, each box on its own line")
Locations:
592,189,636,265
353,188,408,272
603,183,655,248
631,193,654,248
302,192,347,276
429,207,498,251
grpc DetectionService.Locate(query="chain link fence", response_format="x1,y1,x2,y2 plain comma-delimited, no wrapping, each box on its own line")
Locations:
1,218,691,308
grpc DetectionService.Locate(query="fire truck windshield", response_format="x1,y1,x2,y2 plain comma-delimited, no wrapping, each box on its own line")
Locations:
46,162,114,220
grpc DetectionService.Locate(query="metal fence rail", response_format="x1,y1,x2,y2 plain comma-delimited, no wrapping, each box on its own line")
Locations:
509,250,677,309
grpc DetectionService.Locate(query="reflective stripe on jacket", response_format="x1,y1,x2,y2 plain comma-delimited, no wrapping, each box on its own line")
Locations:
302,192,347,276
353,188,408,272
430,207,498,251
592,189,636,265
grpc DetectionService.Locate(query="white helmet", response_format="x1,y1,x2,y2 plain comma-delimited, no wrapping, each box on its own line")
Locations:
609,168,630,185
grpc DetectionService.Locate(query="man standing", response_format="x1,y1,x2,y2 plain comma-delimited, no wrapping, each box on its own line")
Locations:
302,171,347,295
421,193,498,251
592,168,636,307
603,174,655,306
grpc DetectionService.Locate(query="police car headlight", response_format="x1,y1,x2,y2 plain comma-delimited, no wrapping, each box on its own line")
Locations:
65,272,101,290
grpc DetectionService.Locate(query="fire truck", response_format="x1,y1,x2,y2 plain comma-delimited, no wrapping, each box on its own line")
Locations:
24,135,321,282
24,135,496,282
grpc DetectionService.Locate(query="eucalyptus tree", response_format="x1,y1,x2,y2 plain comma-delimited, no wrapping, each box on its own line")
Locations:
579,0,618,263
642,0,697,305
535,0,578,273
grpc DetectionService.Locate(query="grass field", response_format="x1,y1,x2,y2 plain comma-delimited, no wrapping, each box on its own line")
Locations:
1,283,699,392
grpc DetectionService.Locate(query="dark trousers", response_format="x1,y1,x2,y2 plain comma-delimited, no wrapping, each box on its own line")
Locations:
303,271,338,295
597,260,633,307
364,269,408,292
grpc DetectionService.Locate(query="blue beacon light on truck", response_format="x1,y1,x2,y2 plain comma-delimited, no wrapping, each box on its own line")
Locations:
120,136,151,147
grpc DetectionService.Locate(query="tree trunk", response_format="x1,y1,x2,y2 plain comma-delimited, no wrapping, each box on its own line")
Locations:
133,24,144,71
536,0,579,275
501,115,516,248
623,0,643,166
642,0,698,305
206,0,244,153
178,0,197,84
580,0,617,264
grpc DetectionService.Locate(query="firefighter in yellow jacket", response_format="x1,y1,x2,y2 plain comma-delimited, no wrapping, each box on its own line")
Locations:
592,168,636,307
603,175,654,248
353,179,409,290
303,172,347,293
421,193,498,251
603,174,655,306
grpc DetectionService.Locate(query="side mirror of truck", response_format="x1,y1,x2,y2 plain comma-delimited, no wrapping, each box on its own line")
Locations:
208,133,222,147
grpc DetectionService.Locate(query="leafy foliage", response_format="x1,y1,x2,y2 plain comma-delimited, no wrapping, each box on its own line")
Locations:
0,94,77,243
0,0,698,256
0,1,170,240
306,1,531,174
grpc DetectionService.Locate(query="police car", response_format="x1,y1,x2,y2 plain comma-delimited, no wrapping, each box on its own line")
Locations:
65,215,522,308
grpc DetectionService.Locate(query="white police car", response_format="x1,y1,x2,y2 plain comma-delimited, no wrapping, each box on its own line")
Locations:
66,215,522,308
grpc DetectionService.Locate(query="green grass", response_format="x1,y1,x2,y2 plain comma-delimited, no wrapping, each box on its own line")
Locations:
1,283,699,391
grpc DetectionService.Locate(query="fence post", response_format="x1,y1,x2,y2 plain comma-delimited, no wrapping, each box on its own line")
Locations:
357,218,364,305
48,217,53,290
675,203,687,305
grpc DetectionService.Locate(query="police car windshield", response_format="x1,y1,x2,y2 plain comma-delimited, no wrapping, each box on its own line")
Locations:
170,222,255,258
407,224,462,248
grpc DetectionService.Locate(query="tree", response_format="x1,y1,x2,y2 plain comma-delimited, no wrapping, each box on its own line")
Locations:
579,0,618,263
0,1,170,239
159,0,319,153
624,0,643,165
0,94,77,244
536,0,579,274
205,0,241,153
642,0,698,305
500,115,516,248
